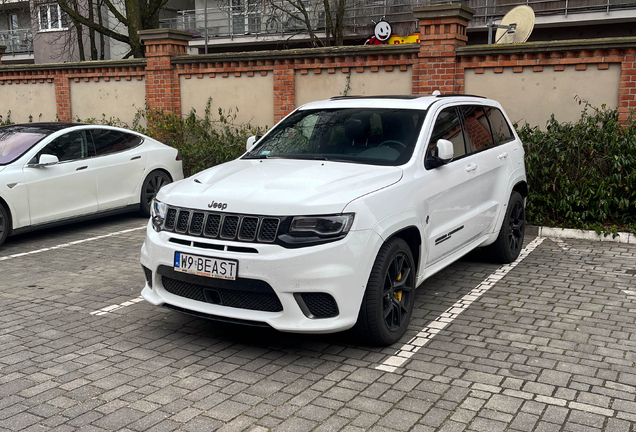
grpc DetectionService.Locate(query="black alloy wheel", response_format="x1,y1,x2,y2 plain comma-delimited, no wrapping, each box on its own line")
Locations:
0,203,9,247
382,252,413,332
483,191,525,263
140,170,172,217
508,198,525,257
353,237,416,346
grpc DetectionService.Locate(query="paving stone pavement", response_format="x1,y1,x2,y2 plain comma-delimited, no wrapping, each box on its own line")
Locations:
1,215,636,431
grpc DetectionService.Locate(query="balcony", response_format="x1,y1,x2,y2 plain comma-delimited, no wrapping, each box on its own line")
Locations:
0,29,33,55
159,0,636,46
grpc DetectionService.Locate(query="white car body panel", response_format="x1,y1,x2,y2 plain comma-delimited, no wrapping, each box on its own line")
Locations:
0,124,183,234
141,95,527,334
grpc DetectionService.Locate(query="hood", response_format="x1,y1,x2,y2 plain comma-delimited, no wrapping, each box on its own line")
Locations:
158,158,403,215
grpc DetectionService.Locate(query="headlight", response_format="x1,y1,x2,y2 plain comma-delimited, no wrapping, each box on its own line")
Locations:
279,214,355,247
151,199,168,232
289,214,355,236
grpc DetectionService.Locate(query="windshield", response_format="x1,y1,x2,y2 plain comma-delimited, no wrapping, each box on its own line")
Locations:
0,126,48,165
244,108,427,166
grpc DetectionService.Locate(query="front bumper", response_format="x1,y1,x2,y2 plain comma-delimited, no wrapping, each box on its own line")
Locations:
140,221,382,333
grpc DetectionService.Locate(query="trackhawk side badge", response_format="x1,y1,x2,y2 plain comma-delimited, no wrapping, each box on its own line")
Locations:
435,225,464,245
208,201,228,210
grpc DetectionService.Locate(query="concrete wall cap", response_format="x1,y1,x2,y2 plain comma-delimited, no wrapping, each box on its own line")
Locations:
172,44,420,64
457,36,636,55
138,29,193,43
413,3,475,21
0,58,147,72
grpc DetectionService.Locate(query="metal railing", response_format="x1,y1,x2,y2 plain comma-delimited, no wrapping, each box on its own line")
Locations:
0,29,33,54
158,0,636,41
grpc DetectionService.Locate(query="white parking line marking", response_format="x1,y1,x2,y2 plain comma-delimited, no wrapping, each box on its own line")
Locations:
90,297,145,316
0,226,146,262
376,236,545,373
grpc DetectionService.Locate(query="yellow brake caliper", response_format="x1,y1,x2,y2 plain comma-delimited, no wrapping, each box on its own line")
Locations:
394,273,403,302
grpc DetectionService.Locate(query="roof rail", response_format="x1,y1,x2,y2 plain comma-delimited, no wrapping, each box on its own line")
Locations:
329,95,424,100
433,93,486,99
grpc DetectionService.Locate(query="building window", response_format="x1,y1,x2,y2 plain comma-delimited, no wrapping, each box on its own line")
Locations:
39,4,69,31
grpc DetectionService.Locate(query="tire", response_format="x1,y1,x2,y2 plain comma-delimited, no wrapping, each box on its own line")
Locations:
483,191,525,263
140,170,172,217
0,203,9,248
353,237,416,346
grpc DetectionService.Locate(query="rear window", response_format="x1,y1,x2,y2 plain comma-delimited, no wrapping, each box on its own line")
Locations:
484,106,514,145
90,129,143,156
0,126,48,165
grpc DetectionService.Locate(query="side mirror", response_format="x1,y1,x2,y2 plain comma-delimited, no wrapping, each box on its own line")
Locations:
246,135,261,151
28,154,59,168
436,139,454,162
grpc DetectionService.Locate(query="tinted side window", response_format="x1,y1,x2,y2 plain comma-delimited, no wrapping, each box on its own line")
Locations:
484,106,514,145
426,107,465,169
90,130,143,156
459,106,493,155
38,130,90,162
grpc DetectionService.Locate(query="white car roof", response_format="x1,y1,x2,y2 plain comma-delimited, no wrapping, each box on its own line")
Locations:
298,95,498,111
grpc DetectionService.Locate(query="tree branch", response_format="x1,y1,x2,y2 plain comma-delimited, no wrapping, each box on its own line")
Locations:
57,0,130,44
101,0,129,26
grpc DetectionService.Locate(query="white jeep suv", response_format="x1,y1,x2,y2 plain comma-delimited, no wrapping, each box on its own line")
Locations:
141,95,527,346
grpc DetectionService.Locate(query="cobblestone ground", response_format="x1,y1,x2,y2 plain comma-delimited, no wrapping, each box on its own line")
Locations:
1,215,636,432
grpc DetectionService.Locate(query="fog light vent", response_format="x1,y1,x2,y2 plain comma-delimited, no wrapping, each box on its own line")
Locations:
296,293,339,319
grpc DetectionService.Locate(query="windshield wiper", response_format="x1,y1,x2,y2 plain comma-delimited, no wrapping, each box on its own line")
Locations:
243,154,271,159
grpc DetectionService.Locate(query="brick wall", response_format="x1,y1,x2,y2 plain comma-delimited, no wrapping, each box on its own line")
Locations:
0,12,635,127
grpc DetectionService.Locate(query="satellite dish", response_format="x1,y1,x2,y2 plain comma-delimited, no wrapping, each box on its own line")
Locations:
493,5,535,44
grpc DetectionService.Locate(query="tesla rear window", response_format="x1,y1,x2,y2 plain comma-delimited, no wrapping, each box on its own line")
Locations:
0,127,48,165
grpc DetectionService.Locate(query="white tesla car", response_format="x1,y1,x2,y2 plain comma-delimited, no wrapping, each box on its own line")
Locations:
0,123,183,247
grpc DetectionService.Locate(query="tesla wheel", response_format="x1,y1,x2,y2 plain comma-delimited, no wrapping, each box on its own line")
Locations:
140,170,172,217
353,237,416,346
0,203,9,247
484,191,525,263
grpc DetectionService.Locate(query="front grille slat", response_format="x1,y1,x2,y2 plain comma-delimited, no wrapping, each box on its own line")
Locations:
221,215,240,239
238,217,259,241
259,218,280,242
204,214,221,237
175,210,191,233
189,212,205,235
163,207,280,244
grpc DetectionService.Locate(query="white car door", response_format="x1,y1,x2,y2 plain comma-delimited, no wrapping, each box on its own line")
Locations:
458,104,515,236
23,130,98,225
88,129,148,211
421,105,485,266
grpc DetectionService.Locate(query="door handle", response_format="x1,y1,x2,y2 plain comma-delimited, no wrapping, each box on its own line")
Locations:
76,166,88,171
130,156,141,161
498,152,509,160
465,163,478,172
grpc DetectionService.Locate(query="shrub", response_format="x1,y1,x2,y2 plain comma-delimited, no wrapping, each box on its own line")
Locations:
517,104,636,234
133,100,266,177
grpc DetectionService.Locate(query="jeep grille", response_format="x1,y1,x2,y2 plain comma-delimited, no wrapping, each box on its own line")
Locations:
162,206,280,244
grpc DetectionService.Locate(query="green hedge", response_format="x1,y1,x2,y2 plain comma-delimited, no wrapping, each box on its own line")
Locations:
517,105,636,234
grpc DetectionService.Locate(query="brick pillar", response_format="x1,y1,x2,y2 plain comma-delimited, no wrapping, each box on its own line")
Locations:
0,45,5,65
619,48,636,124
54,74,72,122
412,3,474,95
273,59,295,122
138,29,192,116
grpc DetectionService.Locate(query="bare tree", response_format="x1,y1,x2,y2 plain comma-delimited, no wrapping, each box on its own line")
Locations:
54,0,170,58
263,0,347,47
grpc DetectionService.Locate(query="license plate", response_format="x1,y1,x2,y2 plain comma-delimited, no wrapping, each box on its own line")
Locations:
174,252,238,280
